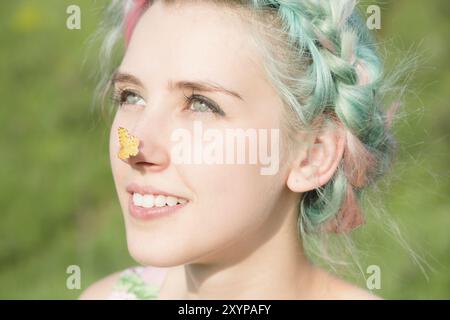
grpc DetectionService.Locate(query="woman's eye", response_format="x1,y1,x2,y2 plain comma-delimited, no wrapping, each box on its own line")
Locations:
185,94,225,116
123,91,145,106
115,89,145,107
190,100,211,112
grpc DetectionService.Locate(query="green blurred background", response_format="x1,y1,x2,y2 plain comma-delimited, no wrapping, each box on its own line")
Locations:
0,0,448,299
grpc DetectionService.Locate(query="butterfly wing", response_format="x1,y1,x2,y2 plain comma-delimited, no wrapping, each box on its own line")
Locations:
118,127,139,160
126,135,140,157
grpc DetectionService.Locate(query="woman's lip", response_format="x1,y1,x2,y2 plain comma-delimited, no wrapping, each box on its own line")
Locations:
127,193,187,221
126,182,187,200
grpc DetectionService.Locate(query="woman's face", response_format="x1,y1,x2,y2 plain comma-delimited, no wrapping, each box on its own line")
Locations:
109,1,297,266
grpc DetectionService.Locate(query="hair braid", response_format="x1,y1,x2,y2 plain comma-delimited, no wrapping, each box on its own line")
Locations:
252,0,396,233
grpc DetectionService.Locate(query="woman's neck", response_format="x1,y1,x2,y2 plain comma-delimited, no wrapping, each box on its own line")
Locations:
178,197,317,299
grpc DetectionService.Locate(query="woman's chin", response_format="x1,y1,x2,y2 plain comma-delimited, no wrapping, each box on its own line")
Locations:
126,238,191,267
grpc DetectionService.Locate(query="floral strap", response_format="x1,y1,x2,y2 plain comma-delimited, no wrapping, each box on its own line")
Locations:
108,267,165,300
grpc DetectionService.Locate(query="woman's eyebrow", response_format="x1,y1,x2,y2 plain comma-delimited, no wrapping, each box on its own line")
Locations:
111,71,144,87
111,71,244,101
171,80,244,101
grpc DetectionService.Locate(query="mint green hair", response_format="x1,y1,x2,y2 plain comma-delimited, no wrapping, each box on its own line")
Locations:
242,0,396,233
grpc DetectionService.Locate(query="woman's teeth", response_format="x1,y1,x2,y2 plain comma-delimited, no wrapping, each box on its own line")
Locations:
132,193,187,208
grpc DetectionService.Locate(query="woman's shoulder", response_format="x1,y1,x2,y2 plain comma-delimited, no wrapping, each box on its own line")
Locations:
312,268,382,300
329,280,382,300
79,266,169,300
79,270,123,300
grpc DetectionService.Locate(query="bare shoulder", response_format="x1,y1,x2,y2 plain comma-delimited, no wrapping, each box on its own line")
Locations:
313,268,382,300
331,280,382,300
78,271,123,300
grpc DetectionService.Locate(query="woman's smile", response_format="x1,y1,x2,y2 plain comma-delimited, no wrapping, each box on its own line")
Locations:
126,182,189,221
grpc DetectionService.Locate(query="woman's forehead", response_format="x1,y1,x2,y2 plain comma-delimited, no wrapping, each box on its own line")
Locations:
120,1,270,102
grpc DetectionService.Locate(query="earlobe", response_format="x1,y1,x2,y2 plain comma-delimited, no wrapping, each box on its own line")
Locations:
286,165,320,193
286,143,322,193
286,123,346,194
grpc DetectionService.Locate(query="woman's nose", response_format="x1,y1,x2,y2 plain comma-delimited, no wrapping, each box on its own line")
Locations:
125,119,171,173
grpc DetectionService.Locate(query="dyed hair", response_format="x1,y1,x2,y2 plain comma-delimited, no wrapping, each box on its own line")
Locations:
93,0,423,277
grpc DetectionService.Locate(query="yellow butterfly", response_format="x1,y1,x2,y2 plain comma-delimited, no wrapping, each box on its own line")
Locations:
117,127,140,160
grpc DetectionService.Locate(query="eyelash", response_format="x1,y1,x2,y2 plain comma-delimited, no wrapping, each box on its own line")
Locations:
182,91,225,116
112,88,225,116
112,88,144,107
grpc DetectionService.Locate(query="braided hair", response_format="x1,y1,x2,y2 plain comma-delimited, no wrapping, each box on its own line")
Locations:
246,0,398,234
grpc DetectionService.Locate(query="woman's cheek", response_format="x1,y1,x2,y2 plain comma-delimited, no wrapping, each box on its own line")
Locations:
184,162,272,227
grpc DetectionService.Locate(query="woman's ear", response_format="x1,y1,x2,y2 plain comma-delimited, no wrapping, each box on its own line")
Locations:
287,121,346,193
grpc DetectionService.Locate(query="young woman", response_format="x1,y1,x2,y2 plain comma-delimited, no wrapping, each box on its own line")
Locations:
80,0,397,299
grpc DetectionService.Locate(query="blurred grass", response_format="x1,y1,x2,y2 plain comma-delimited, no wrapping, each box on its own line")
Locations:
0,0,448,299
0,0,135,299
